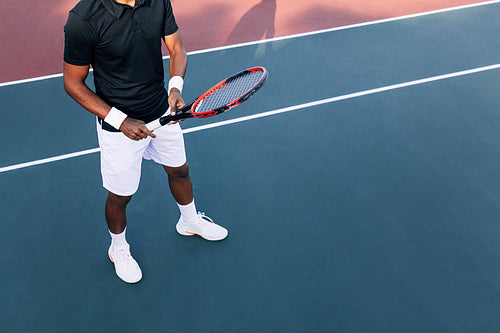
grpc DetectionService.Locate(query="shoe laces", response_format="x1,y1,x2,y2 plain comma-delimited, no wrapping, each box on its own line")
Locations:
197,211,215,224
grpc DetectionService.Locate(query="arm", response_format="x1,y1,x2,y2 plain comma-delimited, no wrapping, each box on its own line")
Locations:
164,31,188,115
63,62,155,140
63,62,111,118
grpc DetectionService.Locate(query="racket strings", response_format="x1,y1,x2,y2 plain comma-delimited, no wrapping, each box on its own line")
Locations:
194,71,264,114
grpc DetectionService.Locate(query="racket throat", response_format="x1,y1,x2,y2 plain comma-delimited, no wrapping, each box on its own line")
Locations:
159,110,194,126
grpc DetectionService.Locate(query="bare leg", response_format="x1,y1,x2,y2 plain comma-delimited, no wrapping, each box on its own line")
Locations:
105,192,132,234
165,162,228,240
163,162,193,205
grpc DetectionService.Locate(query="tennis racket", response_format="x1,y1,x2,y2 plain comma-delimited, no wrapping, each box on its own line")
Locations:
146,67,268,131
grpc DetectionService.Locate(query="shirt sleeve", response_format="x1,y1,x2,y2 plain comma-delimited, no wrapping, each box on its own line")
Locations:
163,0,179,36
64,12,96,66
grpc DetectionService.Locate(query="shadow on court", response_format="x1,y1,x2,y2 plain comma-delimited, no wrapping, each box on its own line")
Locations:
224,0,276,45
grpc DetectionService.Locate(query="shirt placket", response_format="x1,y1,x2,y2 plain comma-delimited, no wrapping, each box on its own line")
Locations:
131,2,145,36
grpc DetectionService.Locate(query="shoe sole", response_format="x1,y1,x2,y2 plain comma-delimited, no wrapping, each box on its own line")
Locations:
176,221,228,241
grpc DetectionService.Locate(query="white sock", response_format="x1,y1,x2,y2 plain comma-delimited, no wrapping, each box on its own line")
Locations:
178,200,198,224
109,228,128,250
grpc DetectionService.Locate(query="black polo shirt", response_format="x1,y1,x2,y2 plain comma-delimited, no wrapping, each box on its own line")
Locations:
64,0,178,123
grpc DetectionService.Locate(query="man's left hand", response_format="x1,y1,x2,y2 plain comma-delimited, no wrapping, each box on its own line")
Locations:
167,88,185,125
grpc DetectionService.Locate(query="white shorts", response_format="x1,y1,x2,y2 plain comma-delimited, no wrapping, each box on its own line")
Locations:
96,118,187,196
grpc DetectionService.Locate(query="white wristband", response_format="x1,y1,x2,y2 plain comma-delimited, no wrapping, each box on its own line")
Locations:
168,76,184,94
104,107,128,130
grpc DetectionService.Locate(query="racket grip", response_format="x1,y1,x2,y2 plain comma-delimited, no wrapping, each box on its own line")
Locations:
146,119,162,131
145,105,193,131
146,106,173,131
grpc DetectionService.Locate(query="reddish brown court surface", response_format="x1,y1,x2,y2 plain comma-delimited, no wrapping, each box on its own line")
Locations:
0,0,487,83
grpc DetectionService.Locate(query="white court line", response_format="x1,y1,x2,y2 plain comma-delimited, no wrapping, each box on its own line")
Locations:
2,63,500,173
1,0,500,87
0,148,101,173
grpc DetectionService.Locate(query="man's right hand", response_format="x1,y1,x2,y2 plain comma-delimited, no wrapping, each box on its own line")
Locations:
119,117,156,141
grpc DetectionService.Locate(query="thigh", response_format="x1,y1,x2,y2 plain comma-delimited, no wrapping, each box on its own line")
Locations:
144,122,187,168
97,119,151,196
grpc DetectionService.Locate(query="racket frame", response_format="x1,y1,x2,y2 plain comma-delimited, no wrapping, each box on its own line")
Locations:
191,66,268,118
147,67,268,131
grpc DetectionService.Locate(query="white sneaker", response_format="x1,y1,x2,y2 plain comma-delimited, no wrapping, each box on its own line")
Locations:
176,212,228,241
108,244,142,283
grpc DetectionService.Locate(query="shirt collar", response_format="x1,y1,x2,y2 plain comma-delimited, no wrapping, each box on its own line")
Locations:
100,0,147,18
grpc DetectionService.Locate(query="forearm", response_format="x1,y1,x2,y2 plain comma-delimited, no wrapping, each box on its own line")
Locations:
166,41,187,116
64,80,111,119
64,78,155,139
169,49,187,79
63,62,153,140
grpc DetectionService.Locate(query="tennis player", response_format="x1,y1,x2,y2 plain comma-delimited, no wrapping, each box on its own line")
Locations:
63,0,228,283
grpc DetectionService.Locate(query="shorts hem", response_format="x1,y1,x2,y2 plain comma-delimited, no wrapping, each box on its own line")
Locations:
145,155,187,168
103,184,138,197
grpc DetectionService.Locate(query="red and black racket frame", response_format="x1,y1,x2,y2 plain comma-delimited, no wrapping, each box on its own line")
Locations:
158,67,268,126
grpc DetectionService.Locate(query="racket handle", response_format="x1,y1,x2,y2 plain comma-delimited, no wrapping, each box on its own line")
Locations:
146,118,162,131
145,113,183,131
146,106,173,131
145,104,194,131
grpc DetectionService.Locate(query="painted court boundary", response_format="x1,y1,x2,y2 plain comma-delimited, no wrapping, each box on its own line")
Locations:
1,0,500,87
2,63,500,173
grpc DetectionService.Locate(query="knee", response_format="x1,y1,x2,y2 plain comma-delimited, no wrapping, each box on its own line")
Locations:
107,192,132,209
165,163,190,179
